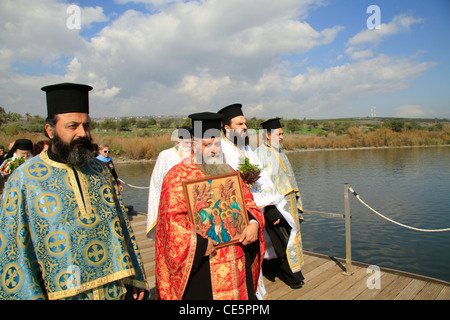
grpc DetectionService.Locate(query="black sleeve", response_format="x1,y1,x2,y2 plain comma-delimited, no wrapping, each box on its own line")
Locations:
264,205,284,224
191,233,209,272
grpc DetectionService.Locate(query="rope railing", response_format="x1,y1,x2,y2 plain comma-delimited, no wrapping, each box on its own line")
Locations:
118,179,150,190
348,186,450,233
302,183,450,275
117,179,449,278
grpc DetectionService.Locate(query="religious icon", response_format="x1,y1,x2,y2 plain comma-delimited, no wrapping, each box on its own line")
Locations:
182,172,249,248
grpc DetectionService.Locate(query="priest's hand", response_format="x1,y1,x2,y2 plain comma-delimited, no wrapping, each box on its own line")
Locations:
205,237,217,256
239,221,259,246
132,287,146,300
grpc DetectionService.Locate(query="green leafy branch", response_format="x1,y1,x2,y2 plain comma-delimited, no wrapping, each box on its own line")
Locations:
8,157,25,172
237,157,261,187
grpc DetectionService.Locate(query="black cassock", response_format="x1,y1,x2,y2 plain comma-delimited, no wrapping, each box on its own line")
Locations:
182,214,259,300
263,205,304,287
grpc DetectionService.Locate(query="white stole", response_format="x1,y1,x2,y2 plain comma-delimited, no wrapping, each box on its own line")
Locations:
146,147,184,239
220,138,297,260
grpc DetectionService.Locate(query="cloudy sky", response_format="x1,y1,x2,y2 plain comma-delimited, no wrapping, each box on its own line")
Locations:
1,0,449,119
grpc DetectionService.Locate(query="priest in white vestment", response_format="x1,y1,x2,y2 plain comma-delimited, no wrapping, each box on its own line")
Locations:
217,104,304,289
146,127,192,239
255,118,305,288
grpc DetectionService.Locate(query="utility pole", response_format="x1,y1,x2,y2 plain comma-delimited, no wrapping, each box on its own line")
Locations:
370,105,376,119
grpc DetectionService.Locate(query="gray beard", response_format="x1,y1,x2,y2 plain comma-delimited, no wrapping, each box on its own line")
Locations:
197,163,234,177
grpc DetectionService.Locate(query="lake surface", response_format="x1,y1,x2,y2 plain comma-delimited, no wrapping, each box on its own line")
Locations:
116,146,450,282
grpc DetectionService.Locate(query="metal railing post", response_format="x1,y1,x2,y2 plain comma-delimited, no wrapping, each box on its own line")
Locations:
344,183,353,275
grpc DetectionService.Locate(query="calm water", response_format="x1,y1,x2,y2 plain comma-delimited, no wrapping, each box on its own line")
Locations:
116,146,450,282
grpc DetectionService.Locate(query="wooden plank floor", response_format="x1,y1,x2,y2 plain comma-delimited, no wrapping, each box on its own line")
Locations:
129,213,450,300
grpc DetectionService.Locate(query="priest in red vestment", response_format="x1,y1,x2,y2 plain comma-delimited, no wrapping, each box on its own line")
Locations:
155,112,265,300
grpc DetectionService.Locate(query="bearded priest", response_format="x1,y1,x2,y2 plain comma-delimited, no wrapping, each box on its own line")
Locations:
0,83,148,300
155,112,265,300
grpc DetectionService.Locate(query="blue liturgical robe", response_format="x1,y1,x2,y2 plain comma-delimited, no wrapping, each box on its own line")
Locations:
0,151,147,300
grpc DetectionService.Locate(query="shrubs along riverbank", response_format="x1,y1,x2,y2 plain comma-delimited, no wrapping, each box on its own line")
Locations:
1,126,448,162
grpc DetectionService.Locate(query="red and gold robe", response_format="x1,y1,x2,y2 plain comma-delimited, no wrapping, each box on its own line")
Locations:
155,159,265,300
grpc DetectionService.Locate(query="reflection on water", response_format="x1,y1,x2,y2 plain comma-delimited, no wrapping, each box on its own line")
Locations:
116,146,450,282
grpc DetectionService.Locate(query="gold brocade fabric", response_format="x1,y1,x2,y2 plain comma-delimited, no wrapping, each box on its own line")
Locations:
0,151,148,300
155,160,265,300
256,143,304,272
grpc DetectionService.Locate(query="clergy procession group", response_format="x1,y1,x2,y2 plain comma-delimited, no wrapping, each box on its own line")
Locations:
0,83,305,300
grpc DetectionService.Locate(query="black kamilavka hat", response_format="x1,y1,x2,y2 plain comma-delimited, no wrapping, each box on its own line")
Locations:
217,103,244,122
41,82,93,117
5,139,33,159
189,112,223,138
261,118,282,130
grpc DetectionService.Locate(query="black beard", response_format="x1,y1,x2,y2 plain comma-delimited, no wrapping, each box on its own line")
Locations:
227,131,249,147
51,134,94,166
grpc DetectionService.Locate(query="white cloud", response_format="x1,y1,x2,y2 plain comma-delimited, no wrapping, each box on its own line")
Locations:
177,72,231,102
115,0,186,8
61,0,343,116
0,0,83,65
246,104,265,117
287,55,435,116
345,48,374,60
396,104,425,118
80,6,109,28
345,14,423,61
348,14,423,47
0,0,439,120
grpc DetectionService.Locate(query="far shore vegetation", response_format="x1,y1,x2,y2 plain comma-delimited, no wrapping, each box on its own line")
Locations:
1,106,449,161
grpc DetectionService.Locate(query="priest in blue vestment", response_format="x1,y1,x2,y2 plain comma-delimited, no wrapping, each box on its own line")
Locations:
0,83,148,300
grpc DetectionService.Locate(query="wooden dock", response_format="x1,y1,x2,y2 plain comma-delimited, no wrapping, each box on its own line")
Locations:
129,212,450,300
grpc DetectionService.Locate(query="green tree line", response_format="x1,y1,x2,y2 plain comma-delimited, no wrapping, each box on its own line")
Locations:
1,106,447,137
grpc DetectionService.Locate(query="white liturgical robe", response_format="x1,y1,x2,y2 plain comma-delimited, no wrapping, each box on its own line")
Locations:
146,146,187,239
220,137,297,261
